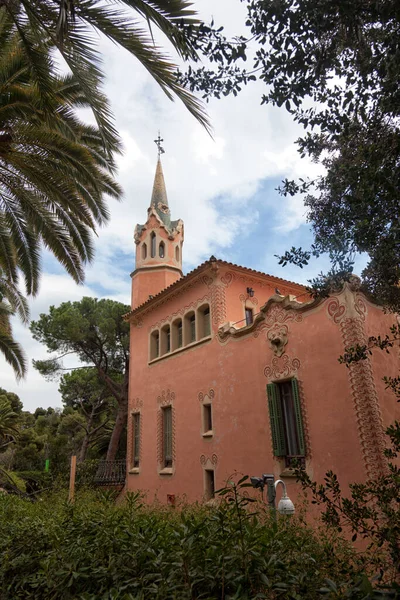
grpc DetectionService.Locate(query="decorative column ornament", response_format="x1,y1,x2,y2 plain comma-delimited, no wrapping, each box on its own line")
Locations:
327,283,386,479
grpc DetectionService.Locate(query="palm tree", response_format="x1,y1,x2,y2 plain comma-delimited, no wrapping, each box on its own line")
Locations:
0,395,19,446
0,16,122,296
0,274,28,379
2,1,210,153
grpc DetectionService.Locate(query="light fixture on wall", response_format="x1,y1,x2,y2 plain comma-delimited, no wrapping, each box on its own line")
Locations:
246,287,255,298
250,473,295,516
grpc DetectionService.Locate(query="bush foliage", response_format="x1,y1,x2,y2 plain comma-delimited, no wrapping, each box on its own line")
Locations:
0,479,375,600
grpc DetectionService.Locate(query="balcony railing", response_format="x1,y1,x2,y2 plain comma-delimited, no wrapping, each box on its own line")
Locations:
93,460,126,486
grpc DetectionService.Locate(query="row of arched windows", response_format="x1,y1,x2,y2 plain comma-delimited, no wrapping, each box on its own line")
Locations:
150,304,211,361
140,233,180,262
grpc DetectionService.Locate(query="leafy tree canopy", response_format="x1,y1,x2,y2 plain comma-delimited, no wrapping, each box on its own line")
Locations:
0,388,22,414
180,0,400,309
30,297,130,460
31,297,130,375
58,368,116,462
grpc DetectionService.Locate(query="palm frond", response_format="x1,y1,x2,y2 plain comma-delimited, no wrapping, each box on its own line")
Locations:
0,320,27,380
0,15,122,295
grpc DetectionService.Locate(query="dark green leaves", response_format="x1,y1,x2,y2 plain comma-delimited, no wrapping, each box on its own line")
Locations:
0,474,375,599
180,0,400,311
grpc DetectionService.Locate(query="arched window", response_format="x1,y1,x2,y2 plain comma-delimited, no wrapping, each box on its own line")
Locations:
171,318,183,350
159,241,165,258
141,243,147,260
160,324,171,355
198,304,211,338
150,330,160,360
150,232,156,258
175,245,179,262
184,311,196,345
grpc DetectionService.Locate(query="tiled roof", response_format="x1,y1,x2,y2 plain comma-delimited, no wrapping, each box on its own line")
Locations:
124,256,306,318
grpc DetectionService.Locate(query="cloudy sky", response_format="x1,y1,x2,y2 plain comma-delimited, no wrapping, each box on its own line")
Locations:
1,0,364,411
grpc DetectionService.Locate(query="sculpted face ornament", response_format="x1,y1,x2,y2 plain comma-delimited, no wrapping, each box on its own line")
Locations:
267,324,288,357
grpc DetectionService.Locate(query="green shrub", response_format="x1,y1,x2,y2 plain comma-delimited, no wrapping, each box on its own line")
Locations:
0,480,369,599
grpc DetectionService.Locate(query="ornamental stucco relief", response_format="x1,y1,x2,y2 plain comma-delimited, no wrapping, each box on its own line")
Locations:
327,289,386,479
264,354,301,380
198,389,215,402
200,454,218,467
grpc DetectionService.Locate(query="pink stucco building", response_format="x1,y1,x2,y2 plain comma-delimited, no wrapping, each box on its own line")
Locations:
125,158,398,504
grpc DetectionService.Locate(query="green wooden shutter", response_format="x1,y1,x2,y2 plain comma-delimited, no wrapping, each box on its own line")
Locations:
267,383,286,456
291,378,306,456
133,414,140,466
163,407,172,466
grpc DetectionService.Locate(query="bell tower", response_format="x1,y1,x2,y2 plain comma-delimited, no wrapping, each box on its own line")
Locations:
131,137,184,309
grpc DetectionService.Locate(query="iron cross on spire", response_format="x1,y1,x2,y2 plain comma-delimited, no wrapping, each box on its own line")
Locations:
154,132,165,157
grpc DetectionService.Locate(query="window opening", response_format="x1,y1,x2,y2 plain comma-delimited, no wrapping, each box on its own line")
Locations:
162,406,173,467
184,311,196,345
141,243,147,260
132,413,140,467
160,325,171,355
245,307,254,326
150,331,160,360
175,245,179,262
166,328,171,353
280,381,299,456
205,469,215,500
267,378,305,468
159,241,165,258
203,404,212,433
203,307,211,336
150,232,156,258
190,314,196,342
171,319,182,351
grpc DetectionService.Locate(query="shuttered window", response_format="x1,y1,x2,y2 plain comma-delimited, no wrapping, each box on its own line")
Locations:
163,406,173,467
132,413,140,467
267,378,305,458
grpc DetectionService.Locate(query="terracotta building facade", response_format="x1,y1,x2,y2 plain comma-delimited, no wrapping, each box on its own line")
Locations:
125,159,399,504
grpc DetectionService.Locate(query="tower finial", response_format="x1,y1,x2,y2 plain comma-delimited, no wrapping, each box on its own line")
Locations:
154,131,165,157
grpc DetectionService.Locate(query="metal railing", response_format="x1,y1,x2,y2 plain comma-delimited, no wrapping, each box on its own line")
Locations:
231,311,261,328
93,460,126,486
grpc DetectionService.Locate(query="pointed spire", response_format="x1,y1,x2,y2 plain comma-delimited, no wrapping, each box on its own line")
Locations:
149,157,171,228
150,158,168,208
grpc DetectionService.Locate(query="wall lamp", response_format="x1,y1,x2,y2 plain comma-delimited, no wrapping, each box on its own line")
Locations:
246,287,255,298
250,473,295,516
